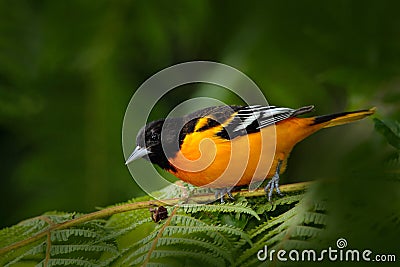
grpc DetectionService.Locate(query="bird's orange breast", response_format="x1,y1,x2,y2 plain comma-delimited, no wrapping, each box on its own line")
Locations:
168,117,319,188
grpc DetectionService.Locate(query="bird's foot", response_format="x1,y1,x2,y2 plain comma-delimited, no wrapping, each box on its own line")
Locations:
214,187,235,203
264,173,284,202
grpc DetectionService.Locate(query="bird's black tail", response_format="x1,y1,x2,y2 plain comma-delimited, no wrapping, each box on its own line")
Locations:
312,107,376,128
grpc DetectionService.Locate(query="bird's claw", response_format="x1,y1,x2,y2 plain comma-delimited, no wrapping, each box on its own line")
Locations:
214,187,235,203
264,173,283,202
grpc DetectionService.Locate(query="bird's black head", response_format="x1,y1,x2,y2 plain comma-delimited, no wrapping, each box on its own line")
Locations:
136,119,164,153
125,119,179,171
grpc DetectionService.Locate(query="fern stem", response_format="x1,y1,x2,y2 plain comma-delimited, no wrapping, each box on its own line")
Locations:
0,181,312,256
142,206,178,266
44,232,51,267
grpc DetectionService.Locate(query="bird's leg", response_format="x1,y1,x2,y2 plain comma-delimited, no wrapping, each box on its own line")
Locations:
214,187,235,203
264,160,284,201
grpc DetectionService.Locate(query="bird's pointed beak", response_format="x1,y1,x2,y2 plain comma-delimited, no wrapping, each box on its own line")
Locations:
125,146,150,165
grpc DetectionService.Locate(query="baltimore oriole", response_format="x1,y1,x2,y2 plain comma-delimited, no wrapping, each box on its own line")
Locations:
126,105,375,202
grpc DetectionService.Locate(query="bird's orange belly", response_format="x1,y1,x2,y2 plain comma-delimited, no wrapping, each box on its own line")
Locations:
168,127,287,188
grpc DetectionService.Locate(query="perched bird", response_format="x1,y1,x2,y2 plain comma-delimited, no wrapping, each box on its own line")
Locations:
126,105,375,202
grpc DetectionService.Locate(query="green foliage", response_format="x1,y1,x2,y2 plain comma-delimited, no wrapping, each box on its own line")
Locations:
374,118,400,163
374,118,400,150
180,202,261,221
1,0,400,230
0,183,328,267
236,193,326,267
1,2,399,265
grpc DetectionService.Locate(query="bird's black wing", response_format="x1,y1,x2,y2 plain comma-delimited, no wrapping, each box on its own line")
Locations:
178,104,314,140
217,105,314,140
177,105,242,144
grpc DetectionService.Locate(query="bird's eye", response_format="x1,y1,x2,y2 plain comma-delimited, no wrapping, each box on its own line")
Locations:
150,132,159,141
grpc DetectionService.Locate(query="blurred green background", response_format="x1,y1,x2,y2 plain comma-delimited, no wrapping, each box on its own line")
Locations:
1,0,399,228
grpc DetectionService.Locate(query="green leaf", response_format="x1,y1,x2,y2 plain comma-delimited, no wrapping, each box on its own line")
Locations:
180,202,260,220
0,182,320,266
374,118,400,150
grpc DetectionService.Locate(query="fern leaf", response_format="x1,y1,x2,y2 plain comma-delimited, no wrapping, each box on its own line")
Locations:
253,194,303,214
145,262,180,267
106,209,151,229
0,225,41,248
171,215,235,249
4,242,45,267
0,181,316,267
236,192,326,267
50,243,118,255
130,249,226,266
302,211,328,226
122,236,233,265
164,225,251,244
248,206,298,239
37,257,98,267
124,224,162,249
180,203,260,220
172,214,210,227
374,118,400,150
98,218,153,243
157,237,233,263
51,228,99,242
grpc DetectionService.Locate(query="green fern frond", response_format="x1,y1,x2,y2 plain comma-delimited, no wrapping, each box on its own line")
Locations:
253,194,303,215
119,236,232,266
164,225,252,244
153,183,187,199
51,228,100,242
180,203,260,220
249,206,298,239
271,193,304,206
0,181,314,266
144,262,180,267
123,235,231,262
172,214,209,227
41,212,79,223
117,234,160,265
50,243,118,255
0,224,43,248
106,209,151,229
37,257,98,267
4,241,45,267
99,218,153,243
116,211,248,265
122,224,162,250
171,215,234,249
129,249,226,266
157,237,233,263
302,211,328,225
235,190,326,267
